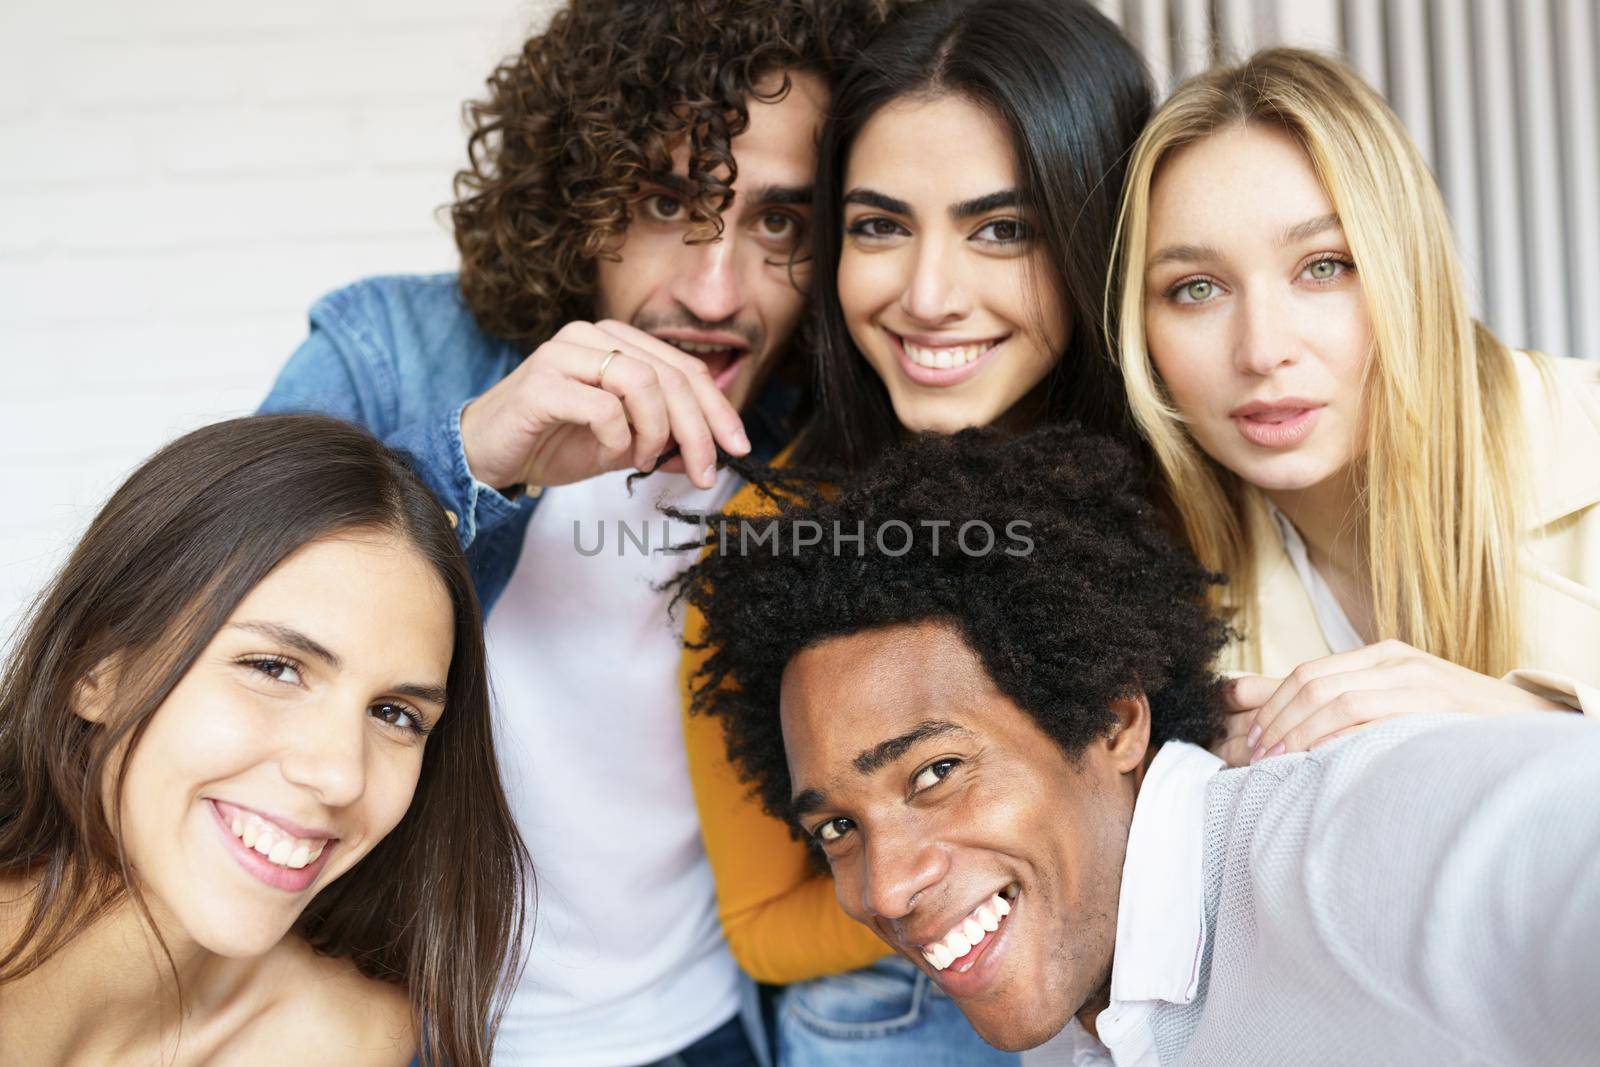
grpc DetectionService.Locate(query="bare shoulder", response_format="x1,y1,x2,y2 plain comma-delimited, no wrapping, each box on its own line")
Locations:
248,940,415,1067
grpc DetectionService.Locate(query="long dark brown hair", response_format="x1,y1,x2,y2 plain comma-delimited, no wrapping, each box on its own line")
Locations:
796,0,1154,468
0,414,531,1067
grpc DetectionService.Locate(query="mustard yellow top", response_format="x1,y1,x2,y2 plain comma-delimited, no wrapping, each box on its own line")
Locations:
678,460,891,984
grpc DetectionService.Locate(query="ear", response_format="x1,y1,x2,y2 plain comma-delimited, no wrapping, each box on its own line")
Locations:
1103,691,1152,774
70,654,123,724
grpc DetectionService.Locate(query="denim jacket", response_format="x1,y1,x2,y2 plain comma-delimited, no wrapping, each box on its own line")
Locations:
259,273,794,614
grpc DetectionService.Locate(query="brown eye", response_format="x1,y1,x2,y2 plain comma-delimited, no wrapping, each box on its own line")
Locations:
370,702,423,733
643,194,684,222
761,212,794,236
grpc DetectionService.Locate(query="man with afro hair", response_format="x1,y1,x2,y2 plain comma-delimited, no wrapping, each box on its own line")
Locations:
674,424,1600,1065
260,2,900,1063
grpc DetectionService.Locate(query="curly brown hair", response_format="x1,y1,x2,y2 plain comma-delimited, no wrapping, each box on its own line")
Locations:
451,0,898,350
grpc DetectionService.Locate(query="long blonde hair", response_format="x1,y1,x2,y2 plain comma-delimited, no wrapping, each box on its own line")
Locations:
1111,48,1526,675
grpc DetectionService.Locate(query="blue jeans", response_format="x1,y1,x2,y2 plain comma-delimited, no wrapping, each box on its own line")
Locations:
775,957,1019,1067
641,1016,760,1067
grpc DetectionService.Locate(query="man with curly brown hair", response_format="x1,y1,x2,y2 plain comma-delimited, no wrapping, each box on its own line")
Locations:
259,2,897,1063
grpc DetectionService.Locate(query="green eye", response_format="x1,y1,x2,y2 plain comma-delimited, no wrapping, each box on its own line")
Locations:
1183,279,1213,301
1309,259,1337,279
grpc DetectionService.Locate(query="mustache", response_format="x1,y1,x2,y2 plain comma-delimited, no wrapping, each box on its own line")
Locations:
632,311,763,352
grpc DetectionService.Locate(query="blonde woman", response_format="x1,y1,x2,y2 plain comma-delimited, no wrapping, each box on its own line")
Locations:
1112,48,1599,766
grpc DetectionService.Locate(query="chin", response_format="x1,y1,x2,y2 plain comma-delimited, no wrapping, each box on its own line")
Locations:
892,399,996,436
186,906,298,959
964,1002,1075,1052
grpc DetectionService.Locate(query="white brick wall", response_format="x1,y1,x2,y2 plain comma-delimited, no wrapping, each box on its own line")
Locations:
0,0,559,637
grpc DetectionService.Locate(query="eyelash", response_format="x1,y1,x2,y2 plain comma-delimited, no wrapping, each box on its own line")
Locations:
844,217,1033,247
1164,254,1356,304
237,655,431,738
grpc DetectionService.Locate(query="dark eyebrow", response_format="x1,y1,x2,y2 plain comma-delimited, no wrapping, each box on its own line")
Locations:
843,188,912,216
950,189,1020,219
230,621,447,707
230,621,341,669
853,719,971,775
642,172,696,199
392,682,449,708
1280,212,1341,245
788,719,973,820
752,184,812,207
791,787,828,820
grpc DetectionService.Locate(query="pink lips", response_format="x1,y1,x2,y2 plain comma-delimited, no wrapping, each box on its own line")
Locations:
206,798,335,893
1229,399,1324,448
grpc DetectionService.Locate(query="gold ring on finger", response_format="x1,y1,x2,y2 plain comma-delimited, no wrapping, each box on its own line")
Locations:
596,348,623,386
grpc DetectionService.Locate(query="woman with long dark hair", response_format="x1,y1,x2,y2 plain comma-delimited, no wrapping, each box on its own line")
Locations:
0,414,531,1067
676,1,1154,1061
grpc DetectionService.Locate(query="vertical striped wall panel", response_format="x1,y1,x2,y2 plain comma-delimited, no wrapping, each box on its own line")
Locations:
1102,0,1600,360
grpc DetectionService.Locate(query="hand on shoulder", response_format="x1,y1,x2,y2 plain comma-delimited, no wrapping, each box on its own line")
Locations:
1219,639,1573,767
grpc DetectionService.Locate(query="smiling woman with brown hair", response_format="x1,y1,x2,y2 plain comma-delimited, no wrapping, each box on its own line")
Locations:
0,415,530,1067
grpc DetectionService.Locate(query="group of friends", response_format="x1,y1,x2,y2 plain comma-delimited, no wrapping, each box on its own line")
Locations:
2,0,1598,1065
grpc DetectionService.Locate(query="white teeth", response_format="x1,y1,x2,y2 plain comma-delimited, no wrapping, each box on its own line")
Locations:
224,808,328,870
672,340,739,356
920,887,1018,971
902,340,992,369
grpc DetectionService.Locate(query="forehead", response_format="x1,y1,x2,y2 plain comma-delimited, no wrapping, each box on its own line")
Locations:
230,533,453,681
1149,123,1335,243
670,69,827,197
779,622,1009,788
845,93,1017,204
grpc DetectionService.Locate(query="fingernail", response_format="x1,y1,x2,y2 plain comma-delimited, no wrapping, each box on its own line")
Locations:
732,429,751,454
1249,746,1262,765
1267,742,1285,758
701,463,718,485
1246,724,1262,749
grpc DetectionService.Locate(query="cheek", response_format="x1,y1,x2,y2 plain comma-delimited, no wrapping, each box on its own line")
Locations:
837,249,899,327
593,231,679,319
1146,313,1224,415
361,745,427,841
748,261,807,336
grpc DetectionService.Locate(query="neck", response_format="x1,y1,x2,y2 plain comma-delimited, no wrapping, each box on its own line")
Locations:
1263,467,1374,640
1,872,260,1059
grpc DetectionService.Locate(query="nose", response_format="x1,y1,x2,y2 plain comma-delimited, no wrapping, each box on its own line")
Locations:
1233,288,1298,376
898,237,972,325
669,232,745,325
856,824,948,922
278,695,369,808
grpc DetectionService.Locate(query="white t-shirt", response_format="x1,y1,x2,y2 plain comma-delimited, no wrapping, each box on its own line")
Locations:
486,468,743,1066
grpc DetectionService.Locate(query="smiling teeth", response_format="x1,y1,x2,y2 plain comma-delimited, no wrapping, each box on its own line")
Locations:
671,340,740,357
228,812,327,870
920,886,1018,972
903,340,990,369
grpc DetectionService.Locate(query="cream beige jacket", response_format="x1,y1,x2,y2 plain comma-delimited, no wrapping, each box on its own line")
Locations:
1230,351,1600,715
